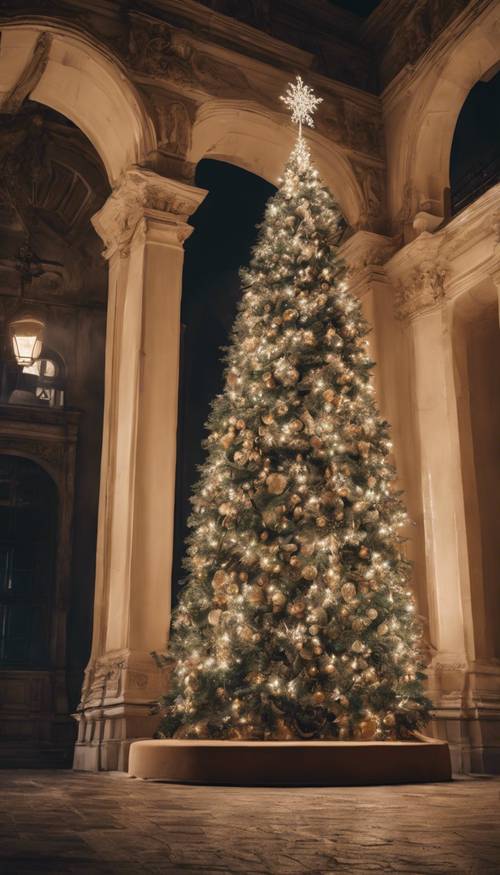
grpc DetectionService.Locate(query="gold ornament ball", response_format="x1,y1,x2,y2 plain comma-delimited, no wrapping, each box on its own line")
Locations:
302,564,318,581
212,569,228,590
307,665,319,677
355,716,379,740
359,546,370,558
271,591,287,611
341,582,356,602
248,586,266,606
208,609,222,626
312,690,326,705
266,473,288,495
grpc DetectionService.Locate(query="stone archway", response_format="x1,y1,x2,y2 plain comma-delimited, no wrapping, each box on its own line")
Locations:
190,101,365,230
391,2,500,227
0,25,156,183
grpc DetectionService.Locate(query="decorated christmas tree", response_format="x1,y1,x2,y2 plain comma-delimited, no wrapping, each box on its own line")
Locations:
159,77,430,742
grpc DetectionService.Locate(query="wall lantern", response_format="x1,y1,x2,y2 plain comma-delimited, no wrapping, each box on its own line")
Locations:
8,315,45,367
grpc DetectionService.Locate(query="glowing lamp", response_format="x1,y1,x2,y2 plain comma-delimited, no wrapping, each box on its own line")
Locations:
9,316,44,366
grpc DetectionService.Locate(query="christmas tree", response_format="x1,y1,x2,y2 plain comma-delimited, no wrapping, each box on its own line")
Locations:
159,77,430,742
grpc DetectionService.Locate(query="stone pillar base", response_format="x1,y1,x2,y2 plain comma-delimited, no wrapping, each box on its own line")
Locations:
72,649,166,771
427,659,500,774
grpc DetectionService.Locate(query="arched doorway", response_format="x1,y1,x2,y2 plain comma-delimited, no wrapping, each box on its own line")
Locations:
0,456,57,666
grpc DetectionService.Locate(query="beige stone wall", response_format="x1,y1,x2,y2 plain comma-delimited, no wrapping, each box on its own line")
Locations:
0,0,498,772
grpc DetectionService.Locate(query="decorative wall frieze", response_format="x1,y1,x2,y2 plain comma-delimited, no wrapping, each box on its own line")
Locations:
394,260,448,321
364,0,470,90
91,167,207,258
318,96,385,161
128,12,255,101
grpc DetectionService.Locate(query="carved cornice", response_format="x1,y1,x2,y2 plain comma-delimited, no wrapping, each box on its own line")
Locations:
91,167,207,258
339,230,395,290
387,184,500,319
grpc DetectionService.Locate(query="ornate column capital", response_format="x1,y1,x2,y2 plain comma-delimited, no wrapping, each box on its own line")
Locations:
394,261,448,321
92,167,207,258
386,231,449,321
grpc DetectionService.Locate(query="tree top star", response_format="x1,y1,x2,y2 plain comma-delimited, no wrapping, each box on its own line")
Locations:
280,75,323,136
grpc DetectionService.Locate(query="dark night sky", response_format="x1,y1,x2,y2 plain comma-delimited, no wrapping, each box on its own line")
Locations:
329,0,382,17
172,160,276,599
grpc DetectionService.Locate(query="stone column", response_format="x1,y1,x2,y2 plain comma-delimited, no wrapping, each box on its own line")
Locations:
73,169,207,771
389,249,475,770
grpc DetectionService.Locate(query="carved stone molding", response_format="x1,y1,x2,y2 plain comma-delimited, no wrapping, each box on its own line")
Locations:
395,261,448,321
91,167,207,258
369,0,469,89
0,31,52,114
351,161,386,232
128,12,254,100
340,230,395,278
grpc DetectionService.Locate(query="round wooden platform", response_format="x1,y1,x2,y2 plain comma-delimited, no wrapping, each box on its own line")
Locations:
128,735,451,786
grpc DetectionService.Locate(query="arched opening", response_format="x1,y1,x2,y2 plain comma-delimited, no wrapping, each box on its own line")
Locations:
0,455,57,667
450,67,500,215
397,3,500,223
0,27,156,185
453,282,500,660
0,97,110,762
172,159,276,603
190,102,363,230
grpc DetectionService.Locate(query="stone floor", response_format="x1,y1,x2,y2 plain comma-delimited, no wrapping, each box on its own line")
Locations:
0,771,499,874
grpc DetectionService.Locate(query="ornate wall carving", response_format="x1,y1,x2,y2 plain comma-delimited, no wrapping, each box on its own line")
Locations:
395,262,448,320
369,0,469,88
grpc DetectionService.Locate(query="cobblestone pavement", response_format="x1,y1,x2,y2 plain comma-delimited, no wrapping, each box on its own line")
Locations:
0,770,499,874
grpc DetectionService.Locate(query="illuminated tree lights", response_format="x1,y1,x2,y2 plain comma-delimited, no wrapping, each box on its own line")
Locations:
157,78,430,741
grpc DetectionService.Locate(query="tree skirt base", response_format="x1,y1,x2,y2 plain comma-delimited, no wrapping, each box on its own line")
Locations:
128,734,451,785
